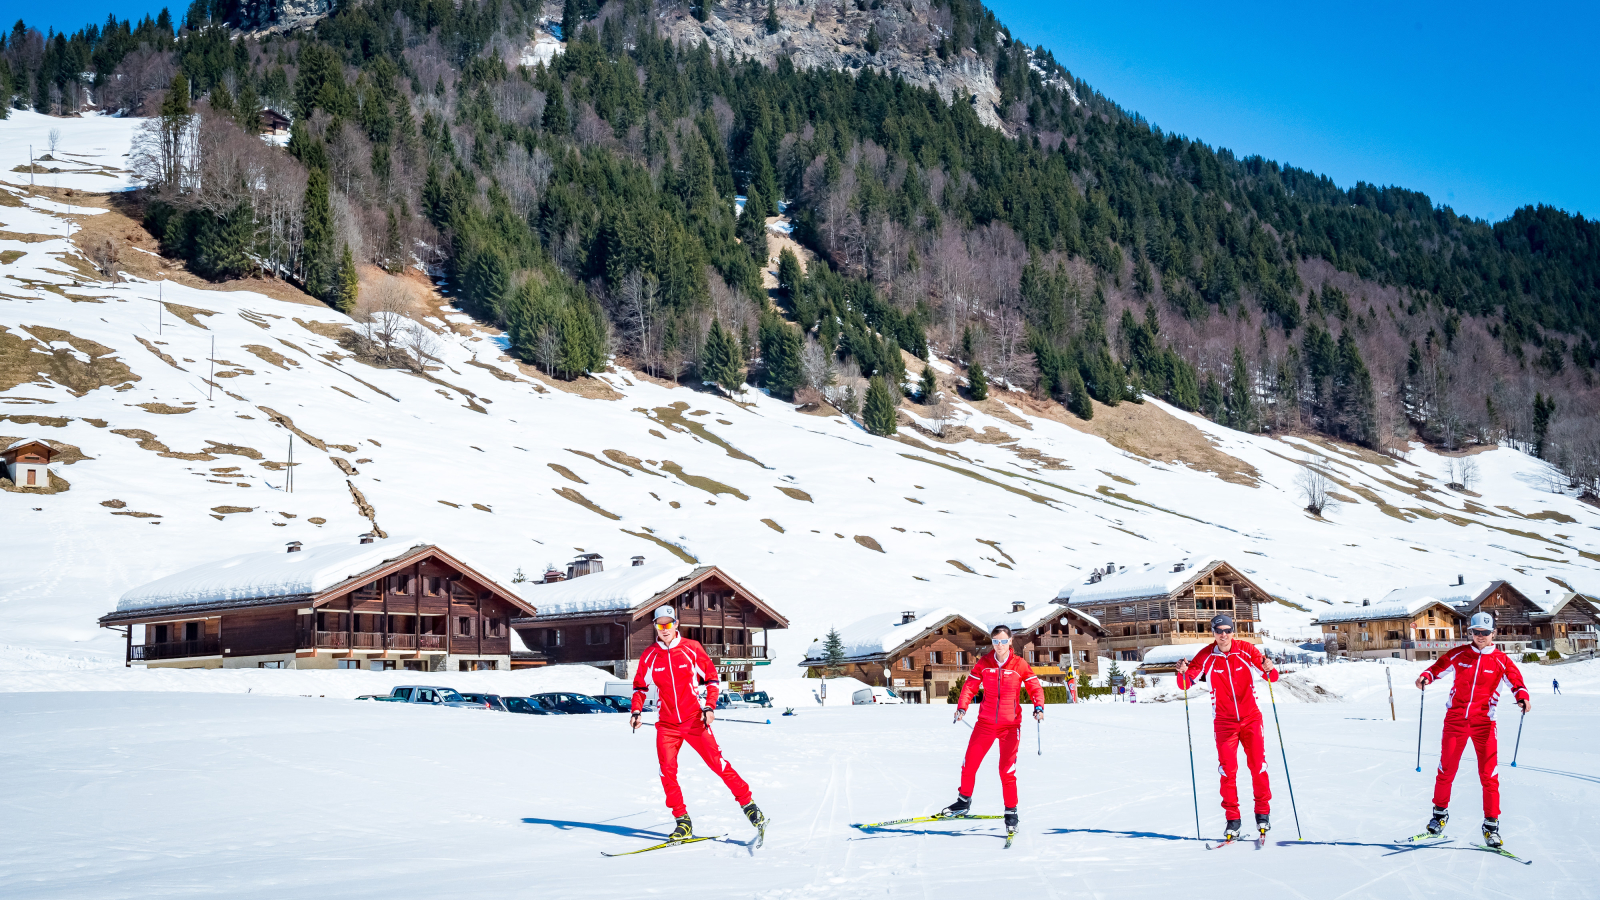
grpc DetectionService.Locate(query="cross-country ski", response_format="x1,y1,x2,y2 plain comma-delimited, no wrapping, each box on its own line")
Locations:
1469,844,1533,865
601,835,726,857
852,814,1005,830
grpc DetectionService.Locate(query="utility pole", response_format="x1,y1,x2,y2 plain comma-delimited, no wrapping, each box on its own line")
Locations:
158,282,163,335
208,335,215,401
29,145,34,195
287,434,294,493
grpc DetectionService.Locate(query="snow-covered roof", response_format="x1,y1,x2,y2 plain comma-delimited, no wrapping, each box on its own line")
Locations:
117,538,429,612
1059,556,1223,605
517,562,698,617
972,602,1069,634
1378,581,1497,611
1313,596,1461,625
1137,644,1204,667
5,438,52,451
803,607,972,662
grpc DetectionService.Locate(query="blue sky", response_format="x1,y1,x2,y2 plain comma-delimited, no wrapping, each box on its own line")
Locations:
22,0,1597,222
986,0,1599,223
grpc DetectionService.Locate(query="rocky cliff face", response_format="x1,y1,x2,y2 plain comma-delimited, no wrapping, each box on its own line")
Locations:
656,0,1016,132
236,0,333,35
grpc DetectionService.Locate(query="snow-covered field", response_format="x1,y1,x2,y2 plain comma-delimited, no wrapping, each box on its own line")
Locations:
2,660,1594,898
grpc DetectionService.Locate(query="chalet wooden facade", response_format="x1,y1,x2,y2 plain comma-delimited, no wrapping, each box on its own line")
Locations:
1314,597,1464,660
977,601,1107,680
99,538,534,671
1055,557,1272,662
802,609,987,704
1530,591,1600,654
509,560,788,684
2,438,53,488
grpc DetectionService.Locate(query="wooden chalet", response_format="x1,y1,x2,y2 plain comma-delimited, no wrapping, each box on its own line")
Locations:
258,108,291,135
1054,557,1274,662
99,537,533,671
1365,578,1545,658
509,557,788,685
1530,590,1599,655
975,600,1107,680
2,438,53,488
1314,597,1465,661
802,608,987,703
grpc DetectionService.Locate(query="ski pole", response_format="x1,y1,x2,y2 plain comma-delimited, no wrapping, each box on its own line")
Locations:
1416,688,1425,773
1183,687,1201,842
1265,680,1302,841
1510,709,1525,767
1036,717,1042,757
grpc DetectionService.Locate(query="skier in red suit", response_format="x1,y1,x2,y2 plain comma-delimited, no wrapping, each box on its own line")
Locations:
1176,614,1279,841
936,625,1044,838
631,606,765,841
1414,611,1530,849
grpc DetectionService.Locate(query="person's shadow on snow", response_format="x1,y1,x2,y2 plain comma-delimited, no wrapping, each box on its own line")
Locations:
521,817,669,840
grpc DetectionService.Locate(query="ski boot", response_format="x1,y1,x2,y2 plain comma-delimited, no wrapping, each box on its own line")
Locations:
742,802,767,830
668,815,693,842
1482,818,1502,849
1223,819,1244,841
1255,813,1271,835
1003,808,1018,835
938,795,972,818
1426,807,1449,836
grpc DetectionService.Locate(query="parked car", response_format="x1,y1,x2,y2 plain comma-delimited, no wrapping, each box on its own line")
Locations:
366,685,482,707
528,692,619,714
591,694,631,713
852,686,904,705
504,696,563,715
728,690,772,708
458,693,508,711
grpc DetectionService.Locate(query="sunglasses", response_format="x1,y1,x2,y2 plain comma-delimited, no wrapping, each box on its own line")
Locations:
1213,628,1234,635
992,637,1012,645
655,621,676,630
1469,629,1492,637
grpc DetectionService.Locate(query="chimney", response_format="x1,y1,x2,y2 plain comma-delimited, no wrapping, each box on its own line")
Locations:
286,541,302,553
1011,600,1026,613
1457,575,1464,586
631,555,646,567
359,532,375,544
1173,562,1185,573
1362,598,1370,606
901,610,917,624
542,567,565,584
1107,561,1115,573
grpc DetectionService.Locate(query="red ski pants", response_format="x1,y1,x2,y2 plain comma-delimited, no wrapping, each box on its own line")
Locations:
1215,714,1271,818
957,719,1021,808
655,717,751,817
1433,713,1500,818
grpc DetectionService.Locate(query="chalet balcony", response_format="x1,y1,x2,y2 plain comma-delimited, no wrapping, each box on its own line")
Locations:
1036,635,1076,648
702,644,766,660
131,638,220,661
301,631,447,652
1401,639,1469,651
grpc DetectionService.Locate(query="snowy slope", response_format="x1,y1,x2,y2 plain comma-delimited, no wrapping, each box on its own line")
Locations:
3,114,1600,684
2,661,1595,898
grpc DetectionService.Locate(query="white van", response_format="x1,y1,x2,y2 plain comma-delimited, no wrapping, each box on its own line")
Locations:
852,686,904,705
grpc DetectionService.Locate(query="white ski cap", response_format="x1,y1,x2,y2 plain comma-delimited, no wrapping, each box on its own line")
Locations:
652,606,678,623
1469,611,1495,631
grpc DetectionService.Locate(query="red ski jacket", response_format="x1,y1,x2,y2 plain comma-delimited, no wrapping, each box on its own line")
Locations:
1420,643,1529,719
631,636,719,725
956,651,1044,726
1177,641,1276,722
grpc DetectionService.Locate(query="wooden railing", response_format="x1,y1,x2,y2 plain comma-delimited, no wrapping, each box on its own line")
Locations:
702,644,766,660
302,631,447,651
131,638,220,661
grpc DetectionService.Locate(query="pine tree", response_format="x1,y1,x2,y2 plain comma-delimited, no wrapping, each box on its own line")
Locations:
701,319,743,391
335,244,359,313
960,324,976,362
381,208,404,273
967,360,989,400
1225,346,1256,432
822,627,847,678
863,375,898,435
738,184,769,268
776,247,802,300
196,200,255,280
301,168,334,300
765,0,780,34
1067,367,1092,419
759,314,802,398
918,363,937,403
1532,393,1555,459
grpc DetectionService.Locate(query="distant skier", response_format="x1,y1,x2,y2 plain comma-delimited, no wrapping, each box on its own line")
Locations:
1414,612,1530,849
937,625,1044,838
1552,678,1560,694
630,606,766,841
1176,614,1280,841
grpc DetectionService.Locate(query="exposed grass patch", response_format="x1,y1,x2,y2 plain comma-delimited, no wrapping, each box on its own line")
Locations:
660,461,748,500
257,407,328,451
946,559,977,573
1099,470,1137,486
548,463,587,484
136,402,194,415
776,486,813,502
567,449,633,476
603,449,664,477
905,496,923,504
0,414,69,428
0,250,24,264
645,401,764,466
900,454,1057,507
160,302,218,329
761,518,784,533
472,503,492,512
5,325,139,395
553,487,621,520
854,535,884,553
211,506,253,515
438,500,461,508
243,344,299,370
101,500,126,509
621,528,697,563
976,539,1015,564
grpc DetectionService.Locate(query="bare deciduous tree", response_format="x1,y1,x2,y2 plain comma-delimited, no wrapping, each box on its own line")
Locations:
1444,456,1479,492
403,321,441,372
1295,456,1334,517
354,276,411,366
46,128,61,155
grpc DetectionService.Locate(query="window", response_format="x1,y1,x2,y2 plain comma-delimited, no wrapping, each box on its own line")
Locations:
258,660,287,669
930,650,944,665
459,660,497,671
426,577,442,596
1385,630,1402,641
1027,650,1036,663
153,624,169,643
901,657,913,671
402,660,426,671
488,618,503,637
184,622,200,641
369,660,396,671
458,616,473,636
585,624,609,645
337,660,362,669
956,651,968,666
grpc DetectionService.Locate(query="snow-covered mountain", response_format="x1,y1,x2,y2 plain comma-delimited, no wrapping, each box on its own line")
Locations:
3,112,1599,675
